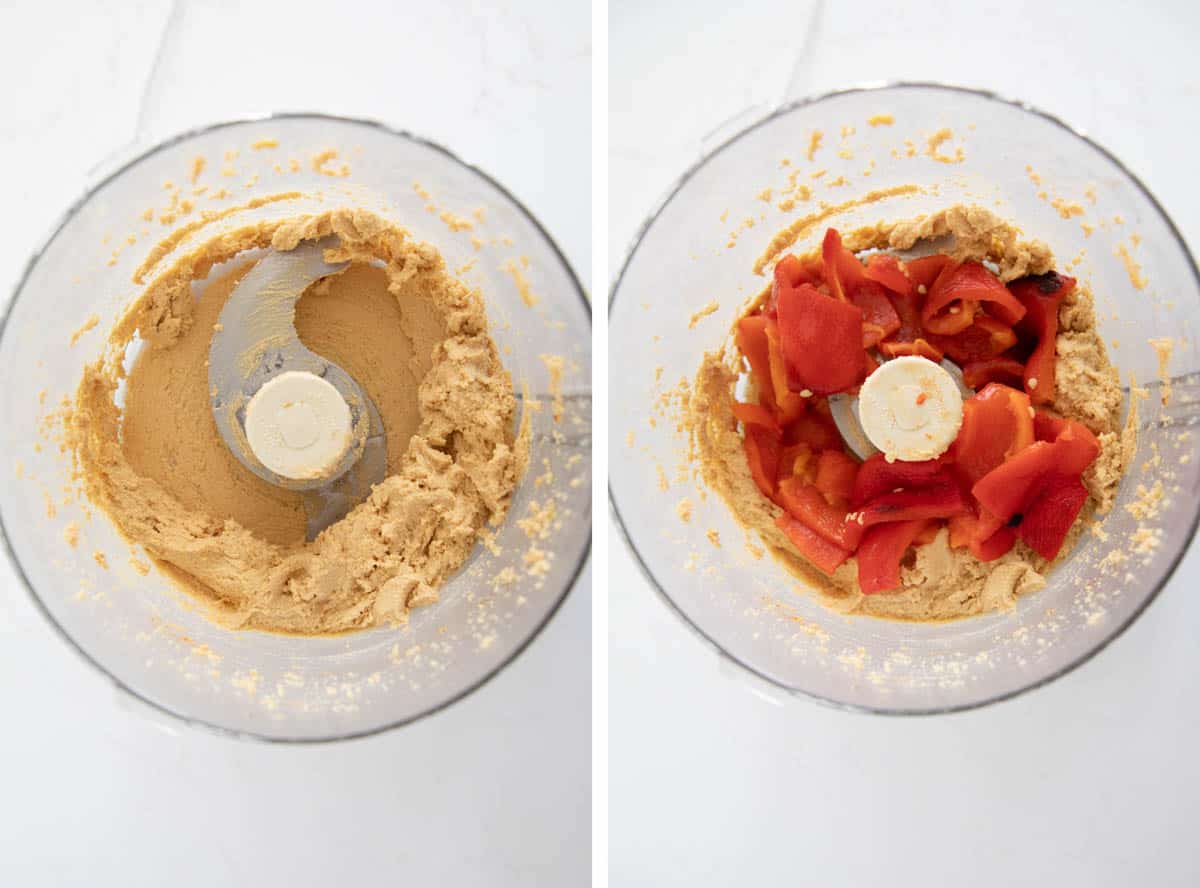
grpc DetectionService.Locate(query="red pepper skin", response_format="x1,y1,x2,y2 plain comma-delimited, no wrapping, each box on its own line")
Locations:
776,478,864,550
929,316,1018,364
776,282,864,395
1011,272,1076,406
743,426,781,499
731,401,782,435
814,450,859,507
851,453,950,508
857,519,932,594
863,253,912,296
775,514,852,575
822,228,867,303
961,356,1026,390
951,383,1035,486
735,316,778,414
974,525,1017,561
857,482,968,529
920,259,974,334
1018,474,1089,560
763,319,808,424
850,279,902,348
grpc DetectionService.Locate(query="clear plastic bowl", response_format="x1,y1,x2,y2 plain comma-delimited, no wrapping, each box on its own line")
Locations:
0,114,591,740
610,84,1200,713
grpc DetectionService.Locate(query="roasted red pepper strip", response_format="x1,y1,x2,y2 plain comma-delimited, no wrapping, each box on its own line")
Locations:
857,482,967,529
971,418,1098,520
742,426,781,499
776,478,864,550
952,383,1034,485
814,450,859,507
1017,473,1089,560
776,281,864,395
850,279,902,348
763,319,807,424
961,356,1026,390
929,316,1018,364
774,253,823,289
821,228,867,303
778,442,817,485
851,453,950,507
924,262,1028,335
857,519,932,595
783,401,844,452
775,514,852,575
948,506,1014,561
879,338,945,363
735,316,778,414
731,401,782,435
1011,271,1076,406
904,254,955,292
863,253,912,296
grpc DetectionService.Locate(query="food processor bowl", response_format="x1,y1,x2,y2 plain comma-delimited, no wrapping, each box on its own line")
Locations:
610,84,1200,713
0,114,591,740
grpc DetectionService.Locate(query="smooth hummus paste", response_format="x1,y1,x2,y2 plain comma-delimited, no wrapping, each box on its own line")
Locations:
692,205,1134,621
70,208,526,634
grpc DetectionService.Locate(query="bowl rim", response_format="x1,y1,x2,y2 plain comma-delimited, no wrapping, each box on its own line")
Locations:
0,111,592,744
607,80,1200,716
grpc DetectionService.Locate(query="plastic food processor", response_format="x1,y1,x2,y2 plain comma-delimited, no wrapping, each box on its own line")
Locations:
0,114,591,741
610,84,1200,713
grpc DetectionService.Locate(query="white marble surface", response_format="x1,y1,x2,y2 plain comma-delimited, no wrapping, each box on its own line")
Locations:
0,1,590,885
610,1,1200,885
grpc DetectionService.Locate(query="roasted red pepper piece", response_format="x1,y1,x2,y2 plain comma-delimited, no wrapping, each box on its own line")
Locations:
952,383,1034,485
857,482,967,529
948,506,1014,561
774,253,823,289
763,319,807,424
778,442,817,485
971,418,1098,521
929,316,1018,364
731,401,782,435
905,254,955,292
863,253,912,296
743,426,781,499
783,401,844,452
1017,473,1089,560
775,514,852,575
924,262,1028,335
735,316,778,414
850,279,902,348
776,281,864,395
961,356,1026,390
814,450,859,507
857,519,932,594
776,478,864,550
821,228,867,303
851,452,950,507
879,337,945,363
1011,271,1075,406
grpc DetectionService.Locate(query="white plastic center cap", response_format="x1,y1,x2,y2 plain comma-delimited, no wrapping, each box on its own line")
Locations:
857,356,964,462
243,370,352,480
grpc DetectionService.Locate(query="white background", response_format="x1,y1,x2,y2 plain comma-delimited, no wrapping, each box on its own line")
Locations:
0,1,590,885
610,1,1200,885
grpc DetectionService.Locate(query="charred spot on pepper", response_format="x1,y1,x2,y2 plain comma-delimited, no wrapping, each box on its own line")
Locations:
1034,271,1064,294
1007,512,1024,528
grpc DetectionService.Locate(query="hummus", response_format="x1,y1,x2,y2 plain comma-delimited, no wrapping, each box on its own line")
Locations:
69,207,526,634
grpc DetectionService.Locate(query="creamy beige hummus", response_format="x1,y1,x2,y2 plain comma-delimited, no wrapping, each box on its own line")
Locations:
691,205,1134,621
69,207,526,634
